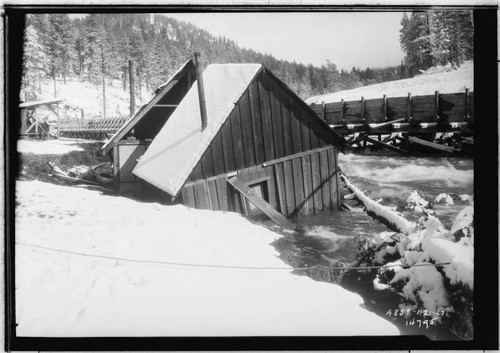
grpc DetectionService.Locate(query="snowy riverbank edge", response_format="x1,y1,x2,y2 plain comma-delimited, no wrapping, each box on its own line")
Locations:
15,180,399,337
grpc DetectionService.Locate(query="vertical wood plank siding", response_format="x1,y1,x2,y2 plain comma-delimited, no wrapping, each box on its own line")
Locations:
191,71,339,180
269,78,285,159
230,108,246,169
319,149,332,211
239,91,256,167
183,148,339,217
258,77,275,162
310,152,323,212
177,70,340,217
301,155,313,215
248,85,265,165
220,117,236,172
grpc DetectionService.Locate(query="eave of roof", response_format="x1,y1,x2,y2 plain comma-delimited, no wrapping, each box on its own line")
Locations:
102,59,195,154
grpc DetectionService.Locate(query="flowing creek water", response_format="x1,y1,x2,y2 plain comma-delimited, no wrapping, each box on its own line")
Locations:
270,152,474,340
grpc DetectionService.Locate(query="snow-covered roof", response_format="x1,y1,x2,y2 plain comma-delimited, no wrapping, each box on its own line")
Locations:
133,63,262,196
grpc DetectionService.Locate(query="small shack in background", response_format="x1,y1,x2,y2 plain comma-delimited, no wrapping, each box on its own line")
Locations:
19,98,63,139
105,59,346,226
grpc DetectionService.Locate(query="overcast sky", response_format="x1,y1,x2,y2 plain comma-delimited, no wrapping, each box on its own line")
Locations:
165,12,406,70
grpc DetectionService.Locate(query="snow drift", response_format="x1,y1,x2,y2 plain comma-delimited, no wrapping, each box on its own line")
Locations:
15,180,399,337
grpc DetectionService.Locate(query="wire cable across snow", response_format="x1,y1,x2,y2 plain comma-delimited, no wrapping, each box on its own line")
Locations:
16,242,451,271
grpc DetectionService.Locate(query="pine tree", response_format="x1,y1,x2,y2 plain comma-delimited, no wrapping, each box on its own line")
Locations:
22,25,49,100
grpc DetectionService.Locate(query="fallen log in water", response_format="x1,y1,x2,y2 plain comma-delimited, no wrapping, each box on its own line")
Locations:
339,172,414,234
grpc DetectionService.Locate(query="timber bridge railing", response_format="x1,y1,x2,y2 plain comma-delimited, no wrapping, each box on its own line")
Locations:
309,89,473,136
58,115,128,140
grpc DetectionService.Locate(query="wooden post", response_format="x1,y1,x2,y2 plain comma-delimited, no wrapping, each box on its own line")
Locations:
322,101,326,122
340,99,345,125
194,52,208,131
383,94,387,121
464,88,470,121
129,60,136,117
361,96,365,121
434,90,440,121
406,93,412,122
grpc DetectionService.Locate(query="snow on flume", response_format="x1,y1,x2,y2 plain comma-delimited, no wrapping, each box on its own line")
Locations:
15,180,399,337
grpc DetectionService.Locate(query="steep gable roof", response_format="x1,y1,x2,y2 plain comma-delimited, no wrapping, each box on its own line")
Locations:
102,59,195,154
133,63,262,196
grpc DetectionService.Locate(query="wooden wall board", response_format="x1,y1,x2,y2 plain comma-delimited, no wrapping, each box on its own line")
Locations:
220,118,236,173
269,80,285,159
258,77,276,162
215,174,229,211
364,98,384,123
239,90,256,167
211,133,226,175
274,162,287,215
301,155,313,215
310,152,323,213
283,160,296,216
181,183,196,208
248,82,266,165
193,179,210,210
291,157,305,216
230,108,246,170
319,149,332,211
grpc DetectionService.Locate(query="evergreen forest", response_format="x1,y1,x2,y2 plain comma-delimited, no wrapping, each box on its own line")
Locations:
22,11,473,104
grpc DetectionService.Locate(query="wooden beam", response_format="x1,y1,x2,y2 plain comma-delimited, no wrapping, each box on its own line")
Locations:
434,90,440,121
383,94,387,121
406,93,412,122
262,145,334,167
347,134,366,147
227,177,297,231
340,99,345,125
407,136,460,153
464,88,470,121
369,118,405,129
153,104,178,108
365,136,408,154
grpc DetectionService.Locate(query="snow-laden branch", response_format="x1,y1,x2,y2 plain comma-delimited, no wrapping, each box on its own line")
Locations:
339,172,414,234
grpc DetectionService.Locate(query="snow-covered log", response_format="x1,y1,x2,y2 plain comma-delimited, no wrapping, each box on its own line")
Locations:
339,172,414,234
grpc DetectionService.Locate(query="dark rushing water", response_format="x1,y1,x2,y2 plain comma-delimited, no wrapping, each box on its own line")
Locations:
291,153,474,265
273,153,474,340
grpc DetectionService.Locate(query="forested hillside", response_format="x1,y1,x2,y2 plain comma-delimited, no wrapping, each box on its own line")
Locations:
21,13,404,105
21,11,473,118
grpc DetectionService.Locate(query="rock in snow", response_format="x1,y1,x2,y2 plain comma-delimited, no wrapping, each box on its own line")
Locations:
15,181,399,337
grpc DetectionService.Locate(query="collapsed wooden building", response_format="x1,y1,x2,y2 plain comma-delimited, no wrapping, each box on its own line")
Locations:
103,56,347,229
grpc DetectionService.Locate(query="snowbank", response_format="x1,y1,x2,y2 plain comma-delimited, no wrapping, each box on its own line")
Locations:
15,181,399,337
306,61,473,104
17,139,84,155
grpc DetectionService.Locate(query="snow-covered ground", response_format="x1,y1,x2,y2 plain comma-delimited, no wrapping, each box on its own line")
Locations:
17,139,85,155
306,61,473,104
15,180,399,337
33,77,155,120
